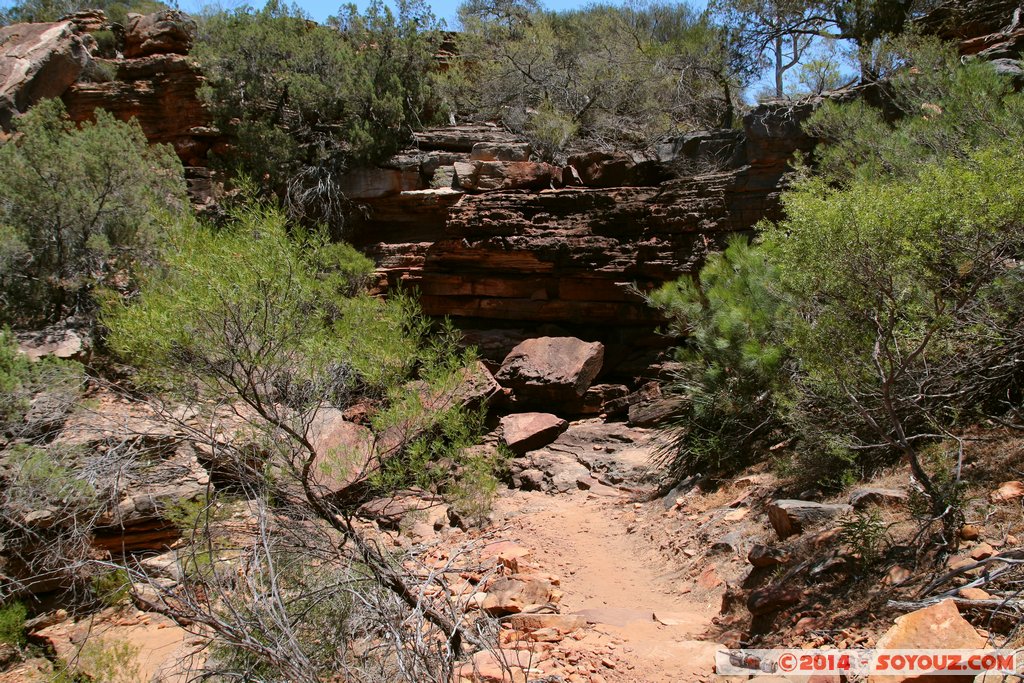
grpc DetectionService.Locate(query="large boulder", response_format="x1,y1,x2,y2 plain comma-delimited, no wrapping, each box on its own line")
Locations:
500,412,568,455
496,336,604,406
123,10,196,58
307,407,376,494
0,20,90,129
767,499,852,539
868,600,985,683
453,160,560,191
481,575,560,616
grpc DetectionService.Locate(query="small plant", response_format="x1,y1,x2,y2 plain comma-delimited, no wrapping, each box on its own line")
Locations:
73,638,142,683
838,509,888,566
0,601,27,647
91,568,131,608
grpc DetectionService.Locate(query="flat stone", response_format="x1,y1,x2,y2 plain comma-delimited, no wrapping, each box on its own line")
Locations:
767,499,852,539
499,412,568,455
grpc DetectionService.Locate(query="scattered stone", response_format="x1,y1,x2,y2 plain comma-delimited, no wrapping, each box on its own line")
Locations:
959,587,992,600
481,576,559,616
747,587,803,616
357,489,448,531
723,507,749,522
711,531,745,555
969,543,995,561
883,565,912,586
960,524,982,541
500,412,569,455
868,600,984,683
849,487,908,508
767,500,853,540
507,613,586,633
990,480,1024,504
748,544,790,568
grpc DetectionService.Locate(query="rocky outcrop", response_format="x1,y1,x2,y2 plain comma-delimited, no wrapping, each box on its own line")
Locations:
0,20,90,128
353,106,816,378
123,10,196,58
62,54,216,166
0,11,219,173
867,600,986,683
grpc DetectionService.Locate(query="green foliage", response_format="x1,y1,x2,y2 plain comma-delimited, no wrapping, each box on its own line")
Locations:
0,99,186,324
193,0,442,233
0,329,84,439
838,508,887,566
805,37,1024,184
647,237,790,477
4,443,97,513
0,601,27,647
0,0,166,25
103,198,488,509
91,568,131,607
440,0,744,159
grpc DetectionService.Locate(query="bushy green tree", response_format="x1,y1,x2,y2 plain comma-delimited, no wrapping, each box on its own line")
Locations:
102,198,495,673
0,0,166,26
0,99,186,324
805,37,1024,183
193,0,442,234
647,237,791,478
439,0,747,159
763,144,1024,536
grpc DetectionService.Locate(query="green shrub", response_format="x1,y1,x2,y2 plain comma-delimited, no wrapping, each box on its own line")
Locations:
0,601,27,647
103,198,486,501
439,0,745,158
646,236,791,479
0,329,84,435
91,568,131,608
805,37,1024,185
193,0,442,234
0,99,186,324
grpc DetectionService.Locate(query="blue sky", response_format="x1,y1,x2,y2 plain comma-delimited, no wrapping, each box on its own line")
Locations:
176,0,707,28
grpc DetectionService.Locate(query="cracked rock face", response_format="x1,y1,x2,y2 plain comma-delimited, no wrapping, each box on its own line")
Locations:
0,20,90,128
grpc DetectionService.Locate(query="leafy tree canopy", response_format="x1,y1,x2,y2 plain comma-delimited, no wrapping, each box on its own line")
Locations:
439,0,754,160
0,99,186,325
193,0,443,235
0,0,166,26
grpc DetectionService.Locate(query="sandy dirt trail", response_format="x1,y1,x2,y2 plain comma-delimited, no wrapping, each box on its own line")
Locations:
492,489,724,682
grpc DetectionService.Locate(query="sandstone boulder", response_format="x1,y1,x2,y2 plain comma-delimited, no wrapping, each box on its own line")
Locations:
496,336,604,405
767,499,852,539
124,10,196,58
868,599,985,683
500,412,568,454
748,544,791,568
357,489,448,530
850,486,908,508
990,480,1024,504
16,327,86,361
454,160,559,191
0,20,90,129
470,141,532,161
307,407,375,494
747,586,803,616
481,575,560,616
